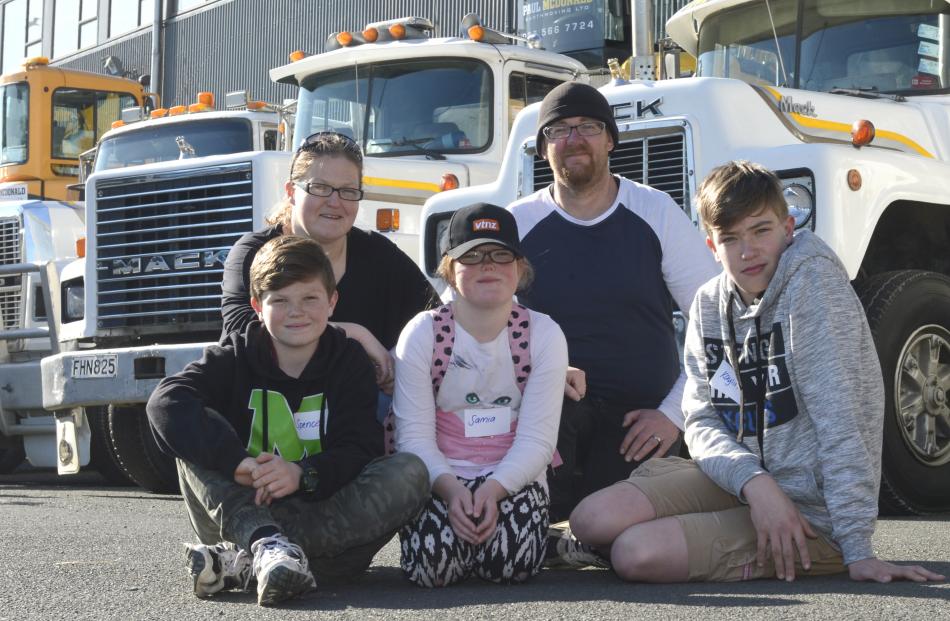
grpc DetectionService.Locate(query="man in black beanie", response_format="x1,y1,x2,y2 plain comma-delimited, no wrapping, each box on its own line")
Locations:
508,82,719,565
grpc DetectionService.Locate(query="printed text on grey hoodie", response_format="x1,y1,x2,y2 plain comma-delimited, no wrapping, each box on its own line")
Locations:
682,229,884,565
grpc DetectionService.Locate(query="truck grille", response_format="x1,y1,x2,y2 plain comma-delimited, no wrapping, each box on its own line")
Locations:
94,162,254,333
0,215,22,330
533,129,689,211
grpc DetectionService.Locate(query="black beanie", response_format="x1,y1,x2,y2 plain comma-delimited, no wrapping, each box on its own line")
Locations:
535,82,619,154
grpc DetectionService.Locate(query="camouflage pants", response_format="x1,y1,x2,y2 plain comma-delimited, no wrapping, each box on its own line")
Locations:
177,452,429,581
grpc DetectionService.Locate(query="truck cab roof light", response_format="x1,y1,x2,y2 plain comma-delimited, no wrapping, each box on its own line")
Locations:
389,23,406,39
111,120,125,129
22,55,49,68
362,27,379,42
150,108,168,119
460,13,511,45
288,50,306,62
196,92,215,108
246,100,266,110
336,31,354,46
188,102,212,113
168,105,187,116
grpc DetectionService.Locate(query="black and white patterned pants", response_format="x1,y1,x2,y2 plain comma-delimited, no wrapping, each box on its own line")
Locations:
399,475,549,587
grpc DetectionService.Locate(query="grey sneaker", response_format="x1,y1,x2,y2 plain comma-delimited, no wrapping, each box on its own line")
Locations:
544,521,610,569
185,542,253,598
250,534,316,606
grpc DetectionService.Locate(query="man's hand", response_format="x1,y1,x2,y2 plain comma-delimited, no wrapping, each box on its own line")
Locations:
564,366,587,401
743,474,817,581
234,457,258,487
620,409,679,462
848,557,945,583
434,474,479,544
471,479,508,544
251,453,302,506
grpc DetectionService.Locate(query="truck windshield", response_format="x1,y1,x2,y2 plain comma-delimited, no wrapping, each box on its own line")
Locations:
696,0,950,95
295,58,492,156
52,88,138,159
0,82,28,166
94,118,254,172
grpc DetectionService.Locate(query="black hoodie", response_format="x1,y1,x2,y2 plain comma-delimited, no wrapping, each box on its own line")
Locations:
147,321,381,500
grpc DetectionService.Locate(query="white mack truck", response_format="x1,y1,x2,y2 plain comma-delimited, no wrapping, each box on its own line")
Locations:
419,0,950,514
40,15,588,491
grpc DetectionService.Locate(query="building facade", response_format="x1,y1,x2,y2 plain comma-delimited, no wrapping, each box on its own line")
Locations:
2,0,689,109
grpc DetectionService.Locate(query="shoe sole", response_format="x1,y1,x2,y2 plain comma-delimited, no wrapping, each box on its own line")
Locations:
185,547,221,599
257,565,314,606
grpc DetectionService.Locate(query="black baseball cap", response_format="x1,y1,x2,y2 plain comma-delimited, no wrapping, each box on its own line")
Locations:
440,203,523,259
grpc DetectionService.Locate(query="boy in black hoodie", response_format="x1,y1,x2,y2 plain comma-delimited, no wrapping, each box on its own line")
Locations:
147,235,428,606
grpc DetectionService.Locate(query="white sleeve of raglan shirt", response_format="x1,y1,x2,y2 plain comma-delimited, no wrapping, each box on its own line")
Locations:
393,312,454,487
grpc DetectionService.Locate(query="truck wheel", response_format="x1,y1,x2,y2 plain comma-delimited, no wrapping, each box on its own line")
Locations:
856,270,950,514
87,407,134,486
0,434,25,474
107,404,179,494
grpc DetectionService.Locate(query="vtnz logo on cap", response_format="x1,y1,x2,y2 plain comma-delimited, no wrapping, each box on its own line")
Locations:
472,218,500,232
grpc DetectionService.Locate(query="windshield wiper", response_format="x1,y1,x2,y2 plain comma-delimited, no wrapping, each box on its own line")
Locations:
829,87,906,103
391,136,446,160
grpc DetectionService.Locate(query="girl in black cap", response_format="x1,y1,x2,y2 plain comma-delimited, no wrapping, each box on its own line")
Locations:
393,203,568,587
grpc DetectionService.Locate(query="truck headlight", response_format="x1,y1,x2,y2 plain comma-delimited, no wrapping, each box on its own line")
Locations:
778,173,815,230
62,279,84,322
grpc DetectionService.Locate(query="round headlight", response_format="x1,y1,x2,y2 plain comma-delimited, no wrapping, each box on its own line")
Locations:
784,182,814,229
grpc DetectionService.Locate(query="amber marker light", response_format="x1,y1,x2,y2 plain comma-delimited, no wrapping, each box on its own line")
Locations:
440,173,460,191
111,120,125,129
150,108,168,118
376,208,400,232
847,169,862,191
196,92,215,108
336,31,353,46
362,27,378,42
76,237,86,258
289,50,306,62
168,105,186,116
389,23,406,39
851,119,875,148
246,100,266,110
468,25,485,41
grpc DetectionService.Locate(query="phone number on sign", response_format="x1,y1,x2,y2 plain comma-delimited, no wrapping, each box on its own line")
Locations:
531,20,595,37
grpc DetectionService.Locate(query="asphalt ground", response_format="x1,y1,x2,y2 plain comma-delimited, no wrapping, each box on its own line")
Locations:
2,467,948,621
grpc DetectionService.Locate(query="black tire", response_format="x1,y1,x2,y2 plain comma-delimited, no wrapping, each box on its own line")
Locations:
0,433,25,474
86,406,135,486
855,270,950,515
107,404,179,494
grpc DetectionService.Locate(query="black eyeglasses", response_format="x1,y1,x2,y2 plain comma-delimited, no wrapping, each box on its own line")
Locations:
294,181,364,201
542,120,606,141
456,248,517,265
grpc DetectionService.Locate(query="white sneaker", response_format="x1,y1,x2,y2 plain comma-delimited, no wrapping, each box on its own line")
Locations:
184,542,253,598
544,521,610,569
250,534,316,606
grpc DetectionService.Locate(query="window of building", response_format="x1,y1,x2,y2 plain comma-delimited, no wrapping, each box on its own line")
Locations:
53,0,97,59
109,0,153,37
2,0,42,73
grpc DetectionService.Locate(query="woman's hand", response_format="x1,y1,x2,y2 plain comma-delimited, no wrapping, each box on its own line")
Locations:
472,479,508,544
251,453,303,506
333,321,394,392
434,474,479,544
564,366,586,401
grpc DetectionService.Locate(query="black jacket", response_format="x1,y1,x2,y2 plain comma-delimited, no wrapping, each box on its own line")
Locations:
147,321,381,500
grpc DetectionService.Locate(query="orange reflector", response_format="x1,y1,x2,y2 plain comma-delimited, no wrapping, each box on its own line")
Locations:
389,23,406,39
289,50,306,62
196,92,215,107
111,120,125,129
376,208,400,232
467,25,485,41
188,103,211,113
168,105,187,116
847,169,862,191
363,27,378,42
150,108,168,119
278,121,286,134
851,119,875,147
22,55,49,67
76,237,86,259
246,100,266,110
336,31,353,46
440,173,460,191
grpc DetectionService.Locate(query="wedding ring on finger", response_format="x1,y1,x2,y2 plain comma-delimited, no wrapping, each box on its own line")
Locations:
652,434,662,444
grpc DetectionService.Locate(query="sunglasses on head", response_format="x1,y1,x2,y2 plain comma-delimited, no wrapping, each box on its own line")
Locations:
290,131,363,175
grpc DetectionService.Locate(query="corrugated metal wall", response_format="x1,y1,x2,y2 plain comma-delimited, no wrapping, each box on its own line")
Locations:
55,1,692,107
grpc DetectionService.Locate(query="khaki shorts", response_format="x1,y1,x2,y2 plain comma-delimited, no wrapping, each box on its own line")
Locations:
623,457,846,582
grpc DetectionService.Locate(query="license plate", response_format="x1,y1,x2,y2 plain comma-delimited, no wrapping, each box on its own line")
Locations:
71,354,118,378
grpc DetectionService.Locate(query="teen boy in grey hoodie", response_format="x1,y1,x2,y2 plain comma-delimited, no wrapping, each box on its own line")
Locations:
568,161,944,584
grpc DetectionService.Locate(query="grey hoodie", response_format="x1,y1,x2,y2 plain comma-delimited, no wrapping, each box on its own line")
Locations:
682,229,884,564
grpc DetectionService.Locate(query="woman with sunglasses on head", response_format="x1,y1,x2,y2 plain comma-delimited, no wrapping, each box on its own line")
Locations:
221,132,438,393
393,203,567,587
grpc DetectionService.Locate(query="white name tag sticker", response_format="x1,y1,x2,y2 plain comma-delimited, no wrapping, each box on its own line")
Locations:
463,406,511,438
710,360,742,404
294,410,321,441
